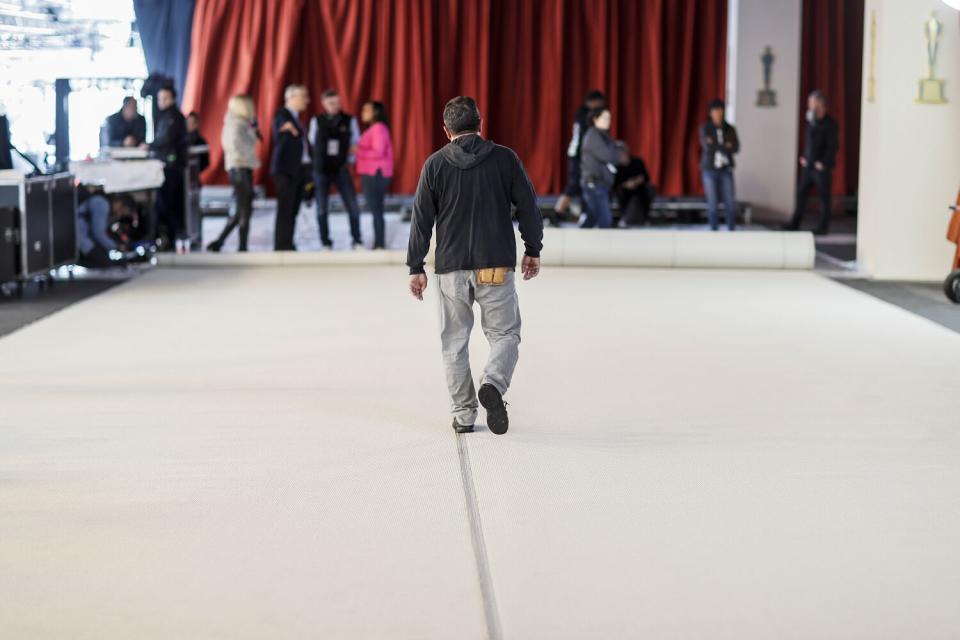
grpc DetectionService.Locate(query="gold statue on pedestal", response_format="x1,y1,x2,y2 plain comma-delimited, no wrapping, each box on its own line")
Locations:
917,12,947,104
756,46,777,107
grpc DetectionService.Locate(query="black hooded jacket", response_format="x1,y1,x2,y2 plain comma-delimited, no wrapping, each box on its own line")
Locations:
406,134,542,275
150,106,187,168
802,113,839,168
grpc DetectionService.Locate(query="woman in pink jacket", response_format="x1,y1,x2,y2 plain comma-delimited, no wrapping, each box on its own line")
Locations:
356,101,394,249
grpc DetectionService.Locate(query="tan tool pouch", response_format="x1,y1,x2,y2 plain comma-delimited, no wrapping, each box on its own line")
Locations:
476,267,509,286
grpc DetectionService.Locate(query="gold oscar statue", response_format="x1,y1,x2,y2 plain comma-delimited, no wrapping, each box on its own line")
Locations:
756,46,777,107
918,12,947,104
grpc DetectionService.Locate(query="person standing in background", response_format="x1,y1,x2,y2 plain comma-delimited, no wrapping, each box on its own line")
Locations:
550,90,606,226
787,90,838,235
208,95,260,252
0,113,12,170
145,87,187,247
104,97,147,148
185,111,210,173
613,142,654,227
356,101,393,250
579,107,618,229
310,89,363,249
699,99,740,231
270,84,311,251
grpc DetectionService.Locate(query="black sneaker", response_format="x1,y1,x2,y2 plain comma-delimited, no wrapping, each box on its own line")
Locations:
452,419,474,434
478,384,509,435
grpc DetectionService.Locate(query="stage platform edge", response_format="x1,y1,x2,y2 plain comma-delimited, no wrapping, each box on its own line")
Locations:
158,229,815,270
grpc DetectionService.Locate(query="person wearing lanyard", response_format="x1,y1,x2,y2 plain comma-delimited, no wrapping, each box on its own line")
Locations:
309,89,364,249
699,99,740,231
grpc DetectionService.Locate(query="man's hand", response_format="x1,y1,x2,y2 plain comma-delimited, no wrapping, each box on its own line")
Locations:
409,274,428,300
814,161,824,171
799,157,807,167
521,256,540,280
123,135,137,147
280,121,299,136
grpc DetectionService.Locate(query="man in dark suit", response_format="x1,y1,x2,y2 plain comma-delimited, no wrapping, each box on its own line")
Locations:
787,90,839,235
270,84,311,251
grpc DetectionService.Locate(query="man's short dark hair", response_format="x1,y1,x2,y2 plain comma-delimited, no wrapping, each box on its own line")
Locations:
585,89,606,104
707,98,725,113
122,96,137,108
809,89,827,104
322,88,339,99
187,111,199,119
158,86,176,98
443,96,481,134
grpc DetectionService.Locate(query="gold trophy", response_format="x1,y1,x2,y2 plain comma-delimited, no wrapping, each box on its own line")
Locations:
917,12,947,104
756,46,777,107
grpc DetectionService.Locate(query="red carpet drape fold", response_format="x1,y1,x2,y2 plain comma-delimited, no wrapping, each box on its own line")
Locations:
182,0,727,195
799,0,864,196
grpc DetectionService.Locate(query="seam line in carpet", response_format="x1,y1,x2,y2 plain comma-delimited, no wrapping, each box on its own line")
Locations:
457,433,503,640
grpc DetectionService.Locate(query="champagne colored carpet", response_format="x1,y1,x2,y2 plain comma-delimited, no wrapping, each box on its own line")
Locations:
1,266,958,638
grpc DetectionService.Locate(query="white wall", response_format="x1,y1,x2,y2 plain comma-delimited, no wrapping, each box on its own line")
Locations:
857,0,960,281
726,0,803,222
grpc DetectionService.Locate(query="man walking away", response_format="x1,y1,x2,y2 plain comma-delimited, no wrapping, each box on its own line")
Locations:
407,96,543,435
787,90,838,235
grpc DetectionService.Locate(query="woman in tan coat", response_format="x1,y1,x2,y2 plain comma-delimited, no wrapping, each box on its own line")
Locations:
207,95,260,252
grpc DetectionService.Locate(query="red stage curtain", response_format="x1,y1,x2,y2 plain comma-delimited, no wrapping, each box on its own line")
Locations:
182,0,727,196
799,0,864,196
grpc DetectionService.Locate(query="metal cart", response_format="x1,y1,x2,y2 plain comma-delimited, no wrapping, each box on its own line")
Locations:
0,172,77,287
945,201,960,303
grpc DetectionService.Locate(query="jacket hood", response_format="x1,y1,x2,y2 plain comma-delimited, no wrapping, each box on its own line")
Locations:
439,134,495,169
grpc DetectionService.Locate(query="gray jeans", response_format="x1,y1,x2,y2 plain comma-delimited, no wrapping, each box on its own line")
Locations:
437,270,521,426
